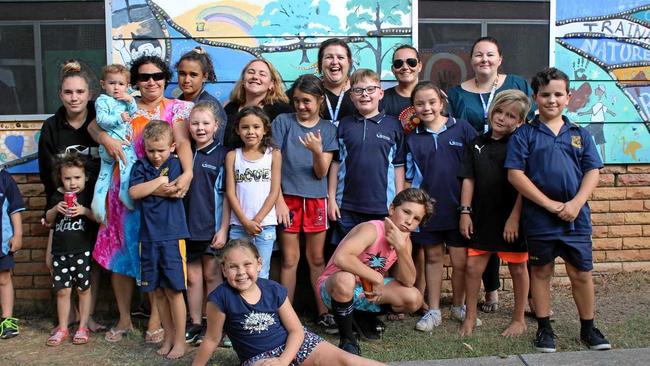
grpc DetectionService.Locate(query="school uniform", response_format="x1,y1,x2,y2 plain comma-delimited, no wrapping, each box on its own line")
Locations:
130,156,190,292
0,171,25,271
504,115,603,271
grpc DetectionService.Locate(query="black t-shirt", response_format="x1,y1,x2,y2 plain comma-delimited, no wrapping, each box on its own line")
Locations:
49,188,98,255
322,88,355,124
223,101,293,148
458,132,526,252
380,87,411,118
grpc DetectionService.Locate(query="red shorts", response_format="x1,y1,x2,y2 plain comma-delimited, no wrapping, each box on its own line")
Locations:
467,248,528,264
283,195,328,233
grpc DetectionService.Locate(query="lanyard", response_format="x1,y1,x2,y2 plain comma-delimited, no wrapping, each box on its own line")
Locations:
478,77,499,133
325,90,345,126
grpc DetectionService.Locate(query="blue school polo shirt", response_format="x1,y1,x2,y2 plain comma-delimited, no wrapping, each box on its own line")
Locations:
406,118,477,231
0,170,25,256
185,141,228,241
504,116,603,237
130,156,190,242
336,111,406,215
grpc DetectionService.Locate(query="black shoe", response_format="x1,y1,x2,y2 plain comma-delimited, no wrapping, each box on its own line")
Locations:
131,304,150,318
581,327,611,350
0,317,19,339
339,339,361,356
352,312,381,341
317,314,339,335
194,325,206,346
534,327,557,353
185,323,203,344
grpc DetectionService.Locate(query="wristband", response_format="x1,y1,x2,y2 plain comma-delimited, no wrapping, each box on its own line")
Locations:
458,206,473,214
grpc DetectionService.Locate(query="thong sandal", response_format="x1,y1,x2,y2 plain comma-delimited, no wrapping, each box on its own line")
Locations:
145,328,165,344
104,327,131,342
72,327,90,345
46,328,69,346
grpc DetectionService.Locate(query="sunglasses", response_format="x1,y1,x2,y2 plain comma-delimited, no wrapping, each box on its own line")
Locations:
137,72,166,82
392,58,419,69
351,85,381,96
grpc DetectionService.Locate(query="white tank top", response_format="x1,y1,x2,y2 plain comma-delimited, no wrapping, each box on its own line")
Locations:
230,147,277,226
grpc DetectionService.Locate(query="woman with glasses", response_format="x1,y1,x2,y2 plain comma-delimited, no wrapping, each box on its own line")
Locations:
87,55,193,343
381,45,422,118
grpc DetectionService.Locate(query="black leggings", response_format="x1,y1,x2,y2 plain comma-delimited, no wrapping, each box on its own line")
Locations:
482,253,501,293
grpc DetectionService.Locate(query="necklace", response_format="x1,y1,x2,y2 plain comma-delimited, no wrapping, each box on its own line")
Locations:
474,74,499,92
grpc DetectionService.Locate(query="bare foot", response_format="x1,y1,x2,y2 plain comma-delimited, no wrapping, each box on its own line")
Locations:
157,340,172,356
165,343,187,359
501,320,527,337
459,319,474,337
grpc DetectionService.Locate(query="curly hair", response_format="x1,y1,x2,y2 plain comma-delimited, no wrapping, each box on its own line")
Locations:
129,55,172,86
53,153,87,189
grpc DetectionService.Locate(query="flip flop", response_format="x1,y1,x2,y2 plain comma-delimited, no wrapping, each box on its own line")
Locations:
145,328,164,344
104,327,131,342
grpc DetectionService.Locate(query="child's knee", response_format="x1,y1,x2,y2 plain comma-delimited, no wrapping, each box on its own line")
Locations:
424,246,443,263
328,273,356,300
508,262,527,277
568,269,592,286
531,264,553,281
281,252,300,268
0,270,11,286
57,287,72,298
401,288,423,312
306,251,325,268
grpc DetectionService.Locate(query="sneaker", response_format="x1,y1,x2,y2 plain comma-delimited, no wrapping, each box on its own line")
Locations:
450,305,482,326
219,335,232,348
317,314,339,335
339,339,361,356
185,323,203,344
534,327,557,353
0,317,19,339
352,312,381,341
581,327,611,350
415,309,442,331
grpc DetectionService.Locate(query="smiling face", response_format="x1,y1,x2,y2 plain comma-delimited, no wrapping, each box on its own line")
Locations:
60,76,91,115
350,77,383,117
490,101,524,139
189,108,217,149
293,89,323,123
242,60,273,99
60,165,86,193
320,45,351,88
137,63,166,102
144,135,174,168
236,114,267,149
392,48,421,85
101,72,129,99
412,87,444,124
177,59,207,99
222,246,262,292
388,201,426,233
534,79,571,122
471,40,502,79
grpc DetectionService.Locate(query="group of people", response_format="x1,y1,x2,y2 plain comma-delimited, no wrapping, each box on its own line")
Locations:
0,36,613,365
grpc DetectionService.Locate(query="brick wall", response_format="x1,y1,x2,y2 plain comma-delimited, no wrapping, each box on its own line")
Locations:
11,166,650,305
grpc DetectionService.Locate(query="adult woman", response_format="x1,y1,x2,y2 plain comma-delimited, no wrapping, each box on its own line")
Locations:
317,38,356,125
447,36,535,312
88,55,194,342
223,58,291,148
381,44,422,118
38,60,105,333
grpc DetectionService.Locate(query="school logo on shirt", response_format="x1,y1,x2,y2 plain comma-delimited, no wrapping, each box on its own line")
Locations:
242,311,276,334
571,135,582,149
474,144,485,154
376,133,393,143
201,162,217,170
449,140,463,147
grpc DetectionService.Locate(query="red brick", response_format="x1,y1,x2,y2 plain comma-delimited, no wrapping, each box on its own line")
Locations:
28,197,46,210
610,200,644,212
33,275,52,288
30,249,46,262
27,174,42,183
601,165,626,174
623,237,650,249
627,165,650,173
593,238,622,250
618,174,650,186
10,174,27,183
606,249,641,261
608,225,642,237
591,213,625,225
622,261,650,272
13,262,50,275
589,201,609,213
12,250,30,263
592,225,608,238
592,188,627,200
644,225,650,236
598,174,615,187
18,183,44,197
593,251,607,262
20,210,45,224
625,212,650,224
28,223,49,236
12,275,32,289
593,262,623,273
21,236,46,249
627,187,650,199
15,289,51,300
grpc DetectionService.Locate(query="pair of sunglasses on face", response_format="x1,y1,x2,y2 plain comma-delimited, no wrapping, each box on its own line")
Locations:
392,58,418,69
136,72,166,82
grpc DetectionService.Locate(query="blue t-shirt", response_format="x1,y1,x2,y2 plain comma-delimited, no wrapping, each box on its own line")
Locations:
208,278,289,362
447,74,535,133
129,156,190,242
504,116,603,237
337,111,406,215
0,170,25,256
271,113,338,198
406,118,477,231
185,141,228,241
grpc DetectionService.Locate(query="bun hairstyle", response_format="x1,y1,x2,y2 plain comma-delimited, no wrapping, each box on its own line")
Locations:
175,46,217,82
59,59,92,91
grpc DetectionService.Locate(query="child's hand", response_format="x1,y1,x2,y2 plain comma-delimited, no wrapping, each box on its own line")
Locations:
158,175,170,185
384,217,409,252
459,214,473,239
328,199,340,221
543,199,564,215
116,93,133,103
56,201,69,216
558,199,581,222
211,229,227,249
365,273,385,303
503,215,519,243
299,130,323,154
68,203,87,218
275,199,291,227
9,235,22,253
243,219,262,236
121,112,130,122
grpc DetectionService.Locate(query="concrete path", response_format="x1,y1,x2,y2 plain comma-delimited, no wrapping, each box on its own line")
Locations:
390,347,650,366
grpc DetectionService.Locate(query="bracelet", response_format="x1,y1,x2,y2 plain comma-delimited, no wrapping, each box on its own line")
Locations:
457,206,473,214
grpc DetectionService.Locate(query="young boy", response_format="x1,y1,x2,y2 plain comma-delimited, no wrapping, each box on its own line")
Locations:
0,170,24,339
319,188,432,356
328,68,405,242
129,121,190,359
505,67,610,352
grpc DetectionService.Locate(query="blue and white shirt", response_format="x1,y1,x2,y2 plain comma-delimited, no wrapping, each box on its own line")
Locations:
0,170,25,256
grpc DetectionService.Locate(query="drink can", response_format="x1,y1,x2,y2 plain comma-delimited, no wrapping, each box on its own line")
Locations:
64,192,76,216
361,277,373,293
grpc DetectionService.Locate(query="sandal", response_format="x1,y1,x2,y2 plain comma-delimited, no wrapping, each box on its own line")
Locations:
145,328,164,344
46,328,69,346
479,300,499,313
104,327,131,342
88,319,108,333
72,327,90,345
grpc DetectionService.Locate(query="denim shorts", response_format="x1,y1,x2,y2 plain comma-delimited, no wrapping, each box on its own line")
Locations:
229,225,276,279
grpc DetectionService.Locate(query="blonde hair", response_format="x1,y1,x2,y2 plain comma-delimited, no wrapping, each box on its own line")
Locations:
143,120,173,144
190,101,222,129
101,64,130,81
488,89,531,125
350,68,380,86
59,59,91,92
229,59,289,105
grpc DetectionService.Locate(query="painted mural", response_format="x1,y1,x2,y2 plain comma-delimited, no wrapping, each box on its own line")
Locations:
553,0,650,163
110,0,413,102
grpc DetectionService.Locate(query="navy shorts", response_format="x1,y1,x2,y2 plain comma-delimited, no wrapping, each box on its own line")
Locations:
0,253,14,271
140,239,187,292
186,240,222,263
411,229,467,248
332,209,385,245
526,234,593,271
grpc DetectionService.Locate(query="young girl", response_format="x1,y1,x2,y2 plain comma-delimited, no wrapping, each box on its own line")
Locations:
405,82,478,331
458,89,531,337
272,74,338,333
44,154,98,346
192,239,386,366
225,106,281,279
184,101,231,343
176,47,228,145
